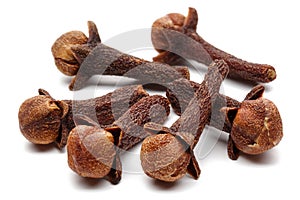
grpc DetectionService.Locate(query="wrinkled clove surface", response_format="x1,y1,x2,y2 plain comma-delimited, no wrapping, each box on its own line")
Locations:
166,79,283,159
18,85,148,148
52,21,190,90
107,95,170,151
152,7,276,83
67,95,170,184
140,60,229,182
166,78,239,132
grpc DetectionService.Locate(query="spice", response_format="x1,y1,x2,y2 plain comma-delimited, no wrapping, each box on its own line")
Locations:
107,95,170,150
52,21,190,90
166,79,283,160
67,123,116,179
67,95,170,184
221,86,283,159
140,60,229,182
152,7,277,83
18,85,148,148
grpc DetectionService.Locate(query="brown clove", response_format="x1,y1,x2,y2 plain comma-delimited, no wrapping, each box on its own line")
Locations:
140,60,229,182
152,7,276,83
166,79,283,160
18,85,148,148
52,21,190,90
67,95,170,184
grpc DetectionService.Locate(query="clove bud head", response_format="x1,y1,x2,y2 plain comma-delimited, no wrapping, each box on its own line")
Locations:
229,98,283,155
67,125,116,178
152,13,185,53
18,94,67,144
140,133,191,182
51,31,88,76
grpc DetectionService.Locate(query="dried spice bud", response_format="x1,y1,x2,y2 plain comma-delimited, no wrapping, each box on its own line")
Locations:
140,60,229,182
152,7,276,83
67,95,170,184
166,78,283,159
51,21,190,90
222,87,283,157
67,125,116,178
18,94,66,144
18,85,148,148
141,132,191,182
51,31,88,76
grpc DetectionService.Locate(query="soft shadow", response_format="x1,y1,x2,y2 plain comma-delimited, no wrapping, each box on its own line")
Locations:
197,130,279,166
225,75,275,93
26,143,56,153
262,84,274,93
149,179,183,190
72,175,108,189
226,75,257,88
25,142,66,153
241,149,280,165
61,76,74,86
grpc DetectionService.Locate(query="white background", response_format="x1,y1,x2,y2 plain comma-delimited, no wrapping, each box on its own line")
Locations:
1,0,299,199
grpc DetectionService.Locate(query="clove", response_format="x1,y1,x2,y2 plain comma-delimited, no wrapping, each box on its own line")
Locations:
18,85,148,148
140,59,229,182
52,21,190,90
152,7,276,83
67,95,170,184
166,79,283,160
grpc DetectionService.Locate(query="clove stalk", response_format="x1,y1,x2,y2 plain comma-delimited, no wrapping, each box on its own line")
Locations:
18,85,148,148
67,95,170,184
140,59,229,182
52,21,190,90
152,7,276,83
166,79,283,160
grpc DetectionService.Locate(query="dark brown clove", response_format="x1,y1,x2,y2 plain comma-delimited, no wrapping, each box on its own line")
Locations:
152,7,276,83
51,21,190,90
18,85,148,148
166,78,239,132
166,79,283,160
107,95,170,151
222,87,283,158
140,60,229,182
67,95,170,184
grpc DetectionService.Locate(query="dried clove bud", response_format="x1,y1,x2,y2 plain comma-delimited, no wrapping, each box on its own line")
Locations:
51,31,88,76
222,86,283,157
152,7,276,83
51,21,190,90
67,124,116,178
67,95,170,184
140,60,229,182
18,93,66,144
18,85,148,148
166,78,283,159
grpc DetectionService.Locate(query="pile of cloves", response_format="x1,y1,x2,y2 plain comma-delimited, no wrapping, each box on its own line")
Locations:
18,7,283,185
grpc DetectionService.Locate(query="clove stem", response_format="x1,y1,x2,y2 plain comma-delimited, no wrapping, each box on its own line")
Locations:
152,7,276,83
18,85,148,149
52,21,190,91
